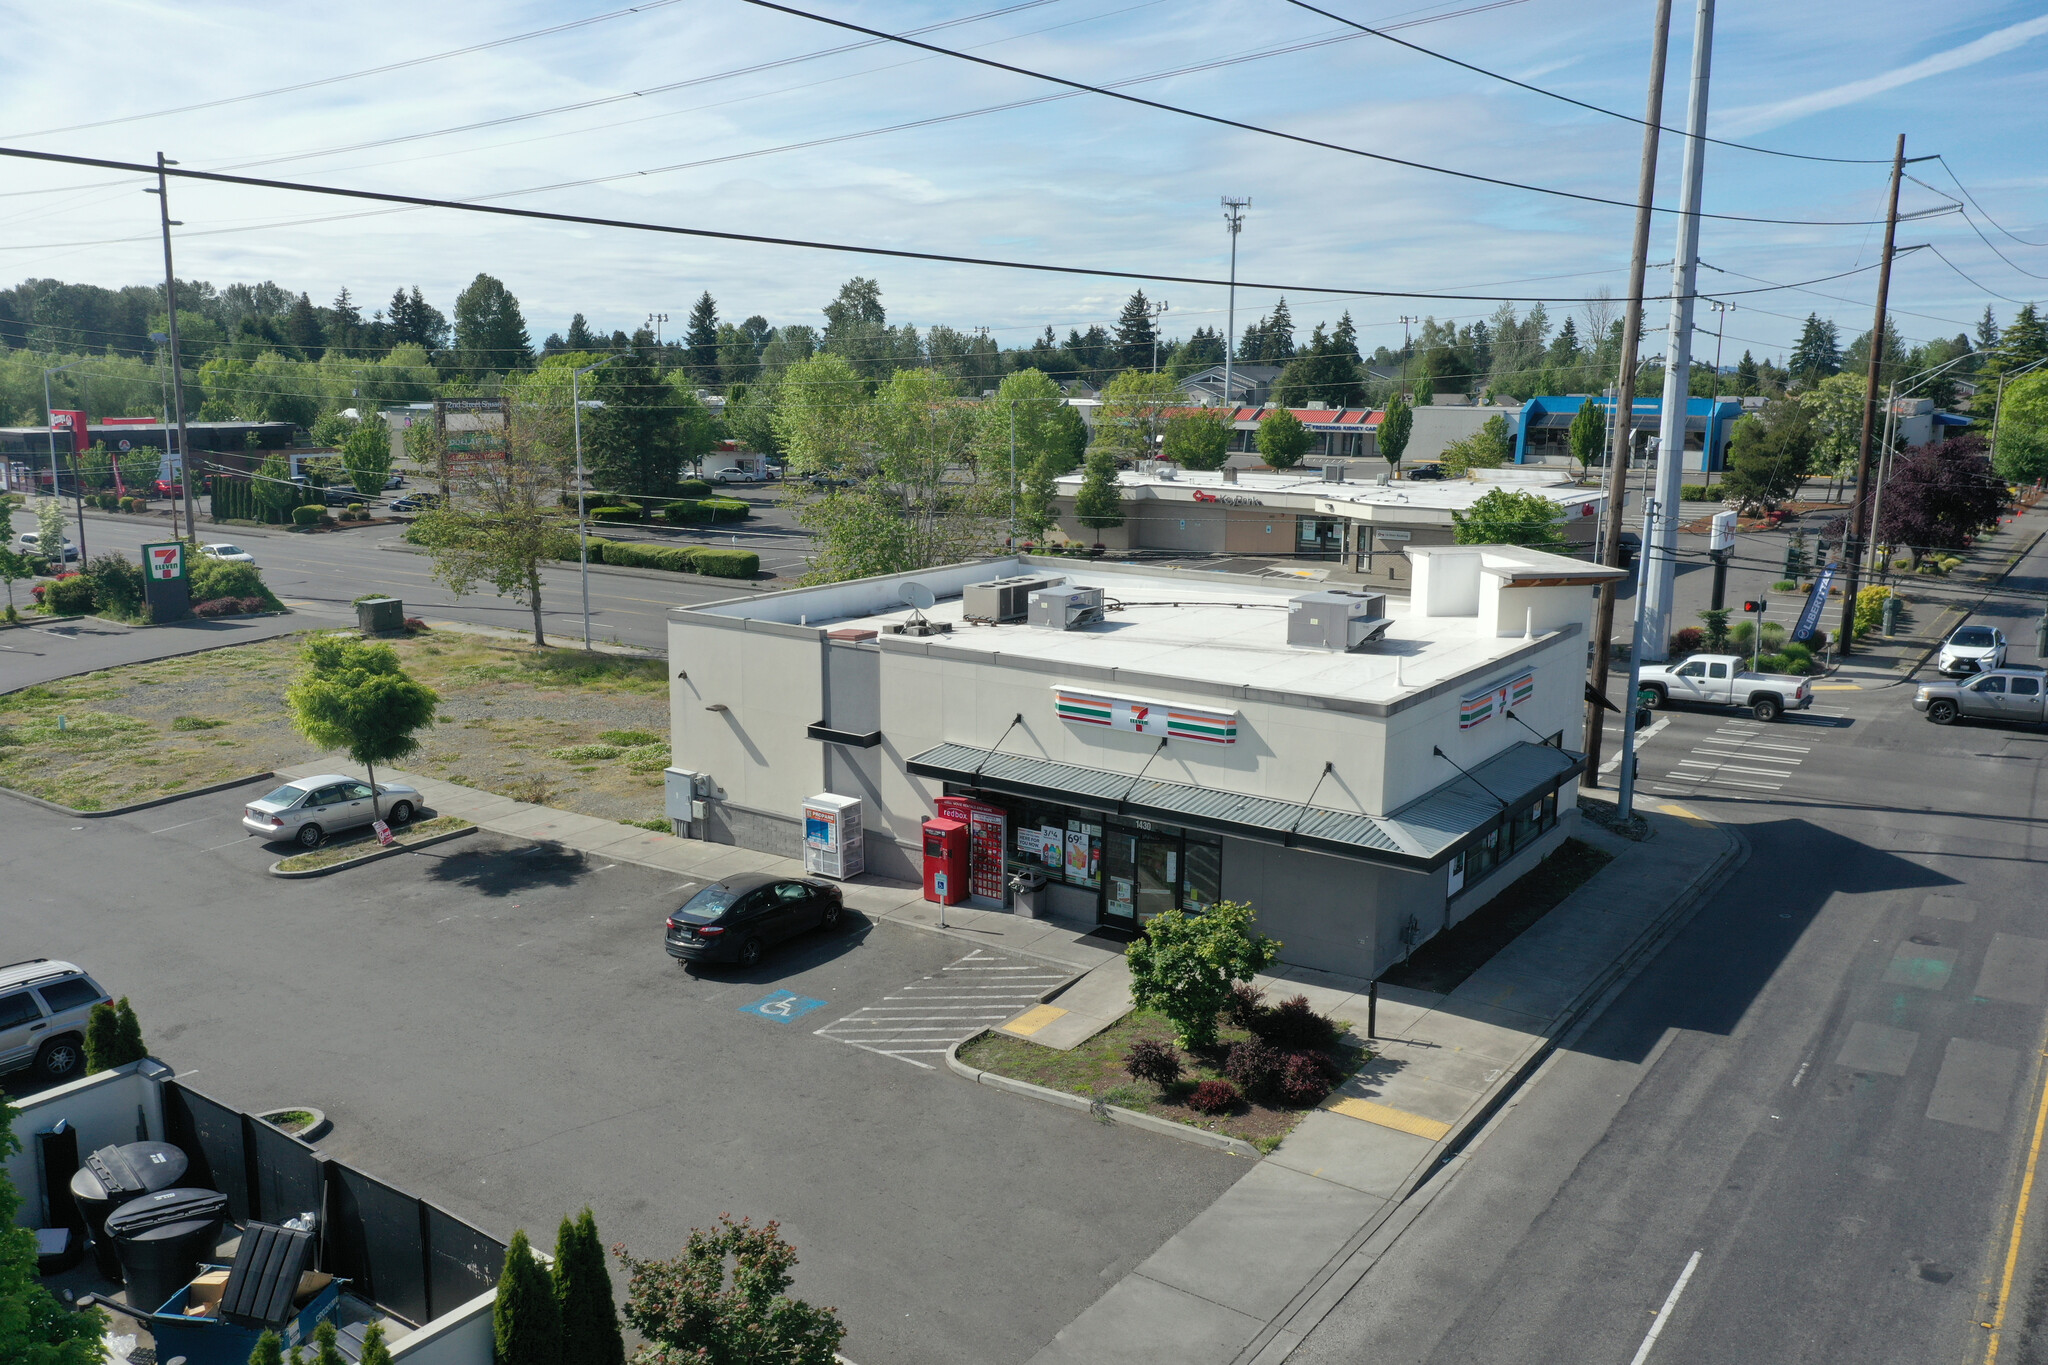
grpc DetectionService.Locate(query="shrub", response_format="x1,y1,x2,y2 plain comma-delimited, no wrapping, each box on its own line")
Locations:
1669,626,1704,655
676,478,712,499
1224,981,1266,1029
171,715,224,731
589,539,700,573
553,1207,625,1365
87,551,146,620
693,548,759,579
85,996,147,1070
616,1215,845,1365
1186,1079,1241,1115
1277,1052,1336,1107
1251,995,1339,1051
348,502,364,515
1854,584,1892,635
1223,1038,1284,1099
45,573,95,615
549,743,624,761
623,743,669,773
1127,902,1279,1050
600,729,662,747
1771,579,1796,592
1123,1037,1183,1088
291,502,323,526
702,497,751,522
663,500,711,524
590,504,642,523
193,595,268,617
494,1229,563,1365
1679,484,1721,501
192,558,282,609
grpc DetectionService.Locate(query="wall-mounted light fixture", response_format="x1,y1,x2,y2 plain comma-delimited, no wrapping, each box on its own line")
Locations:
705,703,730,712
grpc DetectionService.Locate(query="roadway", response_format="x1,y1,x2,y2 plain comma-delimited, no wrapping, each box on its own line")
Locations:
1288,520,2048,1364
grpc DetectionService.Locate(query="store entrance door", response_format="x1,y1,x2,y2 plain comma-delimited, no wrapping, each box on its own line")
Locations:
1103,821,1179,930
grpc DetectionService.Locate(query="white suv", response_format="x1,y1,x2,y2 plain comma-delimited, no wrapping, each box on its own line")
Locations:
0,959,112,1083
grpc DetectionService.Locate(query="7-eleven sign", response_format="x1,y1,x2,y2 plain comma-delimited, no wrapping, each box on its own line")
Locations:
144,542,185,580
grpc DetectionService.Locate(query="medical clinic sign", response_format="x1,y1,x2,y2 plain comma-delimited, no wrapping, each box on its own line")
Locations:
140,541,191,620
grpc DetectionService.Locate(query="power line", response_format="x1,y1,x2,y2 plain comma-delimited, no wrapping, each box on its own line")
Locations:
1279,0,1892,166
733,0,1936,228
1936,156,2048,249
0,146,1908,306
1919,244,2033,307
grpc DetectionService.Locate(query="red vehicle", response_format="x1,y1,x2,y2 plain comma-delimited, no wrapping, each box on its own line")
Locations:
152,480,185,498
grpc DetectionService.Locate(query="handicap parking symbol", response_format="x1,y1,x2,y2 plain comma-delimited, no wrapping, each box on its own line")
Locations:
739,989,826,1024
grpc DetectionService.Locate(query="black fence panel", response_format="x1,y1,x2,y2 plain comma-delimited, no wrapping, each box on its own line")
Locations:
245,1117,323,1226
161,1082,252,1222
425,1201,505,1323
325,1164,429,1327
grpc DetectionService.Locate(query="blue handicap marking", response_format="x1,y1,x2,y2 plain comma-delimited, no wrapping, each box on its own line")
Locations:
739,989,827,1024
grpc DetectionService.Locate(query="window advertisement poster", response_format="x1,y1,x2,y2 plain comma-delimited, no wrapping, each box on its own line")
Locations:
1039,824,1064,871
1017,828,1044,857
1066,820,1102,887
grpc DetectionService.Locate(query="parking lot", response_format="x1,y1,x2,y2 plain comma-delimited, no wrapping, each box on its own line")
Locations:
1,780,1244,1365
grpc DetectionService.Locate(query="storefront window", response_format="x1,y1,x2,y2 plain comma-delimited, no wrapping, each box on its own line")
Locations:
1064,818,1102,888
1295,516,1343,561
950,788,1224,927
1183,834,1222,912
1509,801,1543,853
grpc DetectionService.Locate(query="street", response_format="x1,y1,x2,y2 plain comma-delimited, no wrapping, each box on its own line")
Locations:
1290,518,2048,1363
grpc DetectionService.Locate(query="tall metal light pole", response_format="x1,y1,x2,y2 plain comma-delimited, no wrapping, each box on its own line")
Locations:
572,353,619,650
1147,298,1171,371
42,359,90,560
146,153,197,545
1221,198,1249,415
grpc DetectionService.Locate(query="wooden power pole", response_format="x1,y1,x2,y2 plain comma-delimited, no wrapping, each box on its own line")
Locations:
1836,134,1905,658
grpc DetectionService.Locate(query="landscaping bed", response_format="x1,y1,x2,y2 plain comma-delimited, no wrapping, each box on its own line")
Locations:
958,999,1366,1153
0,632,675,822
1379,837,1612,995
273,815,472,872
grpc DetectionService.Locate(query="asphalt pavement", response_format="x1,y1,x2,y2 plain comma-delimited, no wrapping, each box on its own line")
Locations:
0,781,1244,1365
1287,517,2048,1364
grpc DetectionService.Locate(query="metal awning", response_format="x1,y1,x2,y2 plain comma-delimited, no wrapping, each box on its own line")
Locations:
904,740,1581,871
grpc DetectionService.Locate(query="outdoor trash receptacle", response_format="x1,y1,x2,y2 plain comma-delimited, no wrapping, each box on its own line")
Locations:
356,596,404,635
1009,870,1048,919
70,1141,188,1280
103,1186,229,1314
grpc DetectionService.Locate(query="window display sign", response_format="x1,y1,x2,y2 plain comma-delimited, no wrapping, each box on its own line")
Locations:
1053,687,1238,745
1458,669,1535,730
1038,824,1064,871
1065,819,1101,887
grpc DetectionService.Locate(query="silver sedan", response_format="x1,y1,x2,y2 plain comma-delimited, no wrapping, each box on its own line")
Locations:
242,774,423,848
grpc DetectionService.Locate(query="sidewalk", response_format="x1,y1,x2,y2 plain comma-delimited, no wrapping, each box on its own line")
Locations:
269,760,1124,976
1025,797,1743,1365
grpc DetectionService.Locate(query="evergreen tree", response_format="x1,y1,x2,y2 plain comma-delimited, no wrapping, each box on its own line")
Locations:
249,1330,284,1365
283,292,325,358
1978,305,2001,353
1114,290,1160,371
2002,303,2048,368
356,1325,392,1365
583,337,688,494
1273,323,1366,408
1734,350,1761,396
1378,391,1412,473
84,1002,121,1072
685,291,720,385
564,314,597,352
1547,316,1582,366
1568,397,1605,476
1332,310,1360,358
494,1229,564,1365
555,1209,625,1365
114,997,146,1065
1789,314,1841,385
1264,297,1296,360
1074,450,1125,532
311,1320,346,1365
453,273,531,375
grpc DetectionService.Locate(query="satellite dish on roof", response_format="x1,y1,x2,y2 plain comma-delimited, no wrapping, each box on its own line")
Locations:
900,582,936,611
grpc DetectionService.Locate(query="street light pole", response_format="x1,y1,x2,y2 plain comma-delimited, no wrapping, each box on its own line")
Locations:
1147,298,1170,372
572,353,619,650
42,360,89,560
1221,198,1249,415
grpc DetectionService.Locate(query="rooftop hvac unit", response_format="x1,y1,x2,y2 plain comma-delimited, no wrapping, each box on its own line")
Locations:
1029,583,1105,631
1287,589,1393,652
962,575,1063,624
1322,463,1347,482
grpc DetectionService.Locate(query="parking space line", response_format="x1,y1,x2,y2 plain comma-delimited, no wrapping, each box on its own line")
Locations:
818,948,1074,1069
150,814,227,834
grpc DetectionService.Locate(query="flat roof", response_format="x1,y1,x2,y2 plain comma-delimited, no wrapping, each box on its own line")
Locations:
680,557,1577,708
1052,466,1603,521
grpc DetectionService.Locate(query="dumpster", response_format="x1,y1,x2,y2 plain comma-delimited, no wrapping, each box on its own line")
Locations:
69,1141,189,1280
91,1222,343,1365
102,1186,228,1315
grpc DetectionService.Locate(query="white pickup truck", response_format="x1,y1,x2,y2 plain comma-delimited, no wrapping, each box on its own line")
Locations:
1635,653,1814,722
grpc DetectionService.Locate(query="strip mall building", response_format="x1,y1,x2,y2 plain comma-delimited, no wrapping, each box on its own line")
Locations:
664,546,1621,979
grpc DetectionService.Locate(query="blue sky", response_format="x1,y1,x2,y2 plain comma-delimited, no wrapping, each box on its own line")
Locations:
2,0,2045,367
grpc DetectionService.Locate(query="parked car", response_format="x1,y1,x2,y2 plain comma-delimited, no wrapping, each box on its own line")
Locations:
1404,463,1446,482
242,774,422,848
152,479,185,498
199,543,254,563
805,473,853,489
321,486,362,507
708,467,767,485
0,958,113,1083
1635,653,1814,721
389,492,441,513
1915,667,2048,726
385,474,405,489
664,872,845,968
16,530,79,562
1937,624,2007,677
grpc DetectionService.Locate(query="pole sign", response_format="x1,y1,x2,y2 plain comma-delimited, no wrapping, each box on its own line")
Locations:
49,410,88,452
1708,509,1737,553
140,541,192,621
1792,561,1836,643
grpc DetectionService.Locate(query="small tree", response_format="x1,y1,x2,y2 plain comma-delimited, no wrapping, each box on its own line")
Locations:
1568,397,1605,479
1698,607,1731,652
114,997,147,1064
85,1001,127,1071
0,545,30,619
555,1208,625,1365
356,1324,392,1365
1378,391,1412,476
251,452,299,523
248,1330,284,1365
1160,409,1232,471
1016,454,1061,543
1440,414,1513,478
411,434,577,646
495,1228,565,1365
35,497,66,562
1074,450,1125,533
1256,407,1312,470
339,414,394,496
311,1320,346,1365
1125,901,1279,1051
1450,488,1566,549
1,1099,106,1365
617,1215,846,1365
284,637,439,823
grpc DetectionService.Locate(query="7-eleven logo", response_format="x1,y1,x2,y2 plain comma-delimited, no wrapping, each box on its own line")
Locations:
147,544,183,580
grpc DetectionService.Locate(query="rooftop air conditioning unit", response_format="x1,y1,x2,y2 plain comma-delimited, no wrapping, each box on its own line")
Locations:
962,575,1062,624
1029,584,1105,631
1323,463,1347,482
1287,589,1393,652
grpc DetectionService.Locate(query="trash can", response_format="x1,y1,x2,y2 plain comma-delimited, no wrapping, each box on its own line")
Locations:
70,1141,189,1280
1881,593,1901,637
1009,869,1048,919
103,1186,229,1315
356,596,404,635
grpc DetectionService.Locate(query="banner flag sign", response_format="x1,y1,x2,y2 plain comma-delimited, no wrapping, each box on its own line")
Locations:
1791,562,1837,643
1054,687,1238,744
1459,670,1535,730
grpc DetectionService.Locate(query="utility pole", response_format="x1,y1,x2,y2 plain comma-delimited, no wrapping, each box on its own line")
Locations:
1222,198,1249,412
1642,0,1715,664
1009,402,1018,546
1583,0,1672,785
1399,316,1417,352
1836,134,1906,658
1147,299,1170,371
572,353,619,650
147,153,197,545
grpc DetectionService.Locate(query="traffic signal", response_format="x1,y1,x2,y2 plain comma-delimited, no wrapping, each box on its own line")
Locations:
1742,599,1768,614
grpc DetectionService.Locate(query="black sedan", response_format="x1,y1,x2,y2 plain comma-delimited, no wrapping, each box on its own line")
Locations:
665,872,845,967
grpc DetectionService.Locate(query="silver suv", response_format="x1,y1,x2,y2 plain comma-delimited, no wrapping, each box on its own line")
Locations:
0,959,112,1083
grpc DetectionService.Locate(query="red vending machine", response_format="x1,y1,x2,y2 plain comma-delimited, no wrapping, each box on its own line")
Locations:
922,817,969,905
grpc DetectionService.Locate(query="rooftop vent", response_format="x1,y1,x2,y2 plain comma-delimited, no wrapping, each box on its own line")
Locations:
962,574,1062,624
1223,466,1239,484
1323,463,1346,483
1287,589,1392,652
1029,584,1105,631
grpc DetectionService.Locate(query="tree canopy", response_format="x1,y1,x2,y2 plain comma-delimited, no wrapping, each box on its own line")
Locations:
1450,487,1567,548
1876,435,2008,566
1720,398,1817,512
283,637,438,817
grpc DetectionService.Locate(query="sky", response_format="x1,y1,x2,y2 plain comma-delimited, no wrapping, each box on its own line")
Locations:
2,0,2046,368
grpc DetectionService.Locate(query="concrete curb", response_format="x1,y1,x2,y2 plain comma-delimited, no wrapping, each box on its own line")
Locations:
945,1035,1261,1159
0,770,277,818
376,538,778,591
268,823,475,878
256,1106,331,1144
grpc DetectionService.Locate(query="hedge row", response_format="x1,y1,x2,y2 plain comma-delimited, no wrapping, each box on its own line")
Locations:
662,498,750,524
581,537,759,580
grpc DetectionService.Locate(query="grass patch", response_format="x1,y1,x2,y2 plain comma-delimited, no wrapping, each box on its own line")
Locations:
273,815,471,872
1379,837,1614,995
958,1006,1366,1148
599,728,662,747
625,816,671,832
170,715,225,731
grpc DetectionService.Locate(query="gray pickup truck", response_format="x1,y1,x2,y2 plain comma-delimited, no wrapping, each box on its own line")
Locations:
1914,667,2048,726
1635,653,1815,722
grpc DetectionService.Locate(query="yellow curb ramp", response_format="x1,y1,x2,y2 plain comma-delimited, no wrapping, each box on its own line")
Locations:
1324,1097,1453,1141
1000,1004,1069,1038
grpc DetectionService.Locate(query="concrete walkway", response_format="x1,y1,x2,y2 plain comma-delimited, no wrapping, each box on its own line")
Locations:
1026,797,1742,1365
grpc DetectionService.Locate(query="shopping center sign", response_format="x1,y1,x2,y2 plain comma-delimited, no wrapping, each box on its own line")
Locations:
1054,687,1238,744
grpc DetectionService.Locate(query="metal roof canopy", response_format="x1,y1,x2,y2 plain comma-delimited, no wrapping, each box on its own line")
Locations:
905,739,1580,872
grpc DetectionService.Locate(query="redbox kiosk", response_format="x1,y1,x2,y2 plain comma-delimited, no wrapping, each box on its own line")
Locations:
922,817,969,905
